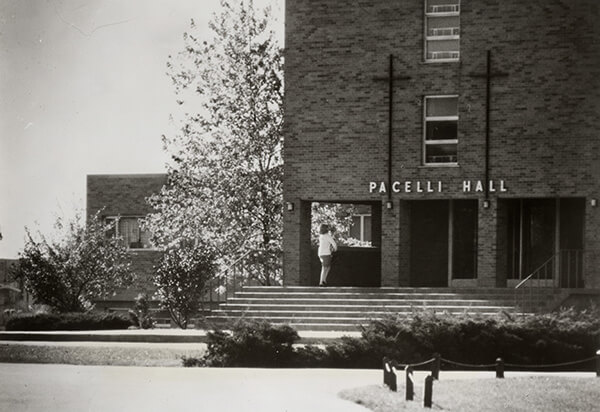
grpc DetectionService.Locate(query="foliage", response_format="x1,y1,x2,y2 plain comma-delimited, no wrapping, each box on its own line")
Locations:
5,311,133,331
310,203,356,246
145,0,284,286
185,308,600,369
153,241,217,329
200,319,300,367
11,212,134,312
128,293,155,329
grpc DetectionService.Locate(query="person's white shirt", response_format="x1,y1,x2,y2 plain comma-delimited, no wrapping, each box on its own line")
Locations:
318,233,337,256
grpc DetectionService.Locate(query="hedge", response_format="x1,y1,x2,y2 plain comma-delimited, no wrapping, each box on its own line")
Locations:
5,312,134,331
190,308,600,369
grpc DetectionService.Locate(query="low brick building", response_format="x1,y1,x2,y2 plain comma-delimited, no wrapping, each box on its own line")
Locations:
282,0,600,289
87,174,166,303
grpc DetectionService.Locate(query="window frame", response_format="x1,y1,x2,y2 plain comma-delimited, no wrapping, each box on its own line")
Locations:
423,94,459,166
424,0,461,63
105,215,156,251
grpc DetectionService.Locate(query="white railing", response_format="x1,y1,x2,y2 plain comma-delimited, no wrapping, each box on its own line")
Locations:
427,4,460,14
427,51,460,60
428,27,460,37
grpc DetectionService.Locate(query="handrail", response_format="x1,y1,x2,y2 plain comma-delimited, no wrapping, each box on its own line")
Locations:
215,248,255,279
514,254,555,289
513,249,586,313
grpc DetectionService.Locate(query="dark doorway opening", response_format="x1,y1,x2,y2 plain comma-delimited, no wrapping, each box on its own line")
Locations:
309,201,382,286
505,198,585,287
409,199,478,287
410,200,449,287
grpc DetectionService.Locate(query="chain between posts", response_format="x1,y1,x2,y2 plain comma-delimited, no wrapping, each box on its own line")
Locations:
383,350,600,392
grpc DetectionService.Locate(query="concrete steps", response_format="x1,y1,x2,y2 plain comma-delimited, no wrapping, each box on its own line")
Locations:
205,286,560,331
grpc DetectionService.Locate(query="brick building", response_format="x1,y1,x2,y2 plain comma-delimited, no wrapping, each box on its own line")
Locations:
87,174,166,303
282,0,600,289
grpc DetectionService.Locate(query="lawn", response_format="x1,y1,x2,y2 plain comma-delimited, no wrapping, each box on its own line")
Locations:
0,342,207,367
339,376,600,412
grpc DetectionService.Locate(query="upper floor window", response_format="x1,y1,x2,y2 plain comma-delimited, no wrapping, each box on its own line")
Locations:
106,216,153,250
423,95,458,165
425,0,460,62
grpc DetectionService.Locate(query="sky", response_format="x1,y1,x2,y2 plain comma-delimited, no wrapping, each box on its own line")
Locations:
0,0,283,258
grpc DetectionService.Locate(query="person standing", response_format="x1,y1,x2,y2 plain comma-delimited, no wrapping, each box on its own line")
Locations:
318,224,337,286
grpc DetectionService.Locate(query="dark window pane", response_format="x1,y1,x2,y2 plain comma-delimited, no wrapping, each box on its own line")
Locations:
426,143,457,163
426,121,457,140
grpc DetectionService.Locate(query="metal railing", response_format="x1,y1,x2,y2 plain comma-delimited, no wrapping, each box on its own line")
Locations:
427,4,460,14
514,249,585,312
427,27,460,37
426,51,460,60
202,249,254,308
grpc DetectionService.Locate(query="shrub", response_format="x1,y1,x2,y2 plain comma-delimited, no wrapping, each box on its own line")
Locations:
5,312,133,331
202,319,300,367
184,308,600,369
154,241,217,329
128,293,155,329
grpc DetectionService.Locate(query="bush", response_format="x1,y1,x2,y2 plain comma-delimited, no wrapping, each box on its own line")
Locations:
128,293,155,329
185,308,600,369
201,319,300,367
5,312,133,331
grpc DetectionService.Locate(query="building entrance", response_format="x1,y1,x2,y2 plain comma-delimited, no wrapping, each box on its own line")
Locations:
309,201,381,286
409,200,478,287
505,198,585,287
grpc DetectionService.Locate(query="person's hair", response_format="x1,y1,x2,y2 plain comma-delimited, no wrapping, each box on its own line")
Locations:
319,224,329,235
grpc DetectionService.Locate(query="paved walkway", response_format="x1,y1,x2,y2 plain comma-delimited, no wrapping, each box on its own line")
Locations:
1,363,378,412
0,363,594,412
0,328,361,344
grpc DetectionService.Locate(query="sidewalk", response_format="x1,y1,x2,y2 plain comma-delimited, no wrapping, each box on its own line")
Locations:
0,363,594,412
0,328,361,344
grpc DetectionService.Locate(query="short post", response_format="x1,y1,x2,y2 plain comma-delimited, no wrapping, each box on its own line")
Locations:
383,358,397,391
596,350,600,377
405,365,414,401
423,375,433,408
496,357,504,379
431,352,441,380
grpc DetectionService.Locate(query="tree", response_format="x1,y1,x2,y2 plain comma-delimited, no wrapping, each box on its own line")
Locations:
153,241,217,329
310,203,356,246
12,213,134,312
145,0,283,286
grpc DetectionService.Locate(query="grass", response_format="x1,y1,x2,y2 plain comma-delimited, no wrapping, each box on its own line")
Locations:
0,342,207,367
339,376,600,412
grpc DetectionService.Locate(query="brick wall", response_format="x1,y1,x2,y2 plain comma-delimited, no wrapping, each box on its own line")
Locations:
283,0,600,286
87,174,166,301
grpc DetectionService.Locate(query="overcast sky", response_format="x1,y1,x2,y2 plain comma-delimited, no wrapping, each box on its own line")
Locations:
0,0,283,258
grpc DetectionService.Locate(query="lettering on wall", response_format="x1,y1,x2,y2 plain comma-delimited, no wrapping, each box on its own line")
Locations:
369,180,508,194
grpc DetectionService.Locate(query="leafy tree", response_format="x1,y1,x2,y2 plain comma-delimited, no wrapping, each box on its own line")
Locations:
310,203,357,246
145,0,283,286
154,241,217,329
12,213,134,312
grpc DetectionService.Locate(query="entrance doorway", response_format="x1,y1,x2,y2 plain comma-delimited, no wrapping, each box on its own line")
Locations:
409,199,478,287
309,201,382,286
505,198,585,287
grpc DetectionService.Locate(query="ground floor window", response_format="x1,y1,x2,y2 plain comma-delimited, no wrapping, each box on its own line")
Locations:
106,216,153,250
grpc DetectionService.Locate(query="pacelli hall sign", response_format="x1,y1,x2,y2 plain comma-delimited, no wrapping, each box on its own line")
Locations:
369,180,508,194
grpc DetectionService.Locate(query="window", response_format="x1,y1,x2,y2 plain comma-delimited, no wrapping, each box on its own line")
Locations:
424,0,460,62
106,216,153,250
423,95,458,165
349,214,372,243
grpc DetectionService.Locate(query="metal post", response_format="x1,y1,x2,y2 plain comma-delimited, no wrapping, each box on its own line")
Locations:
596,350,600,377
431,353,441,380
383,358,397,391
423,375,433,408
496,357,504,378
405,365,414,401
